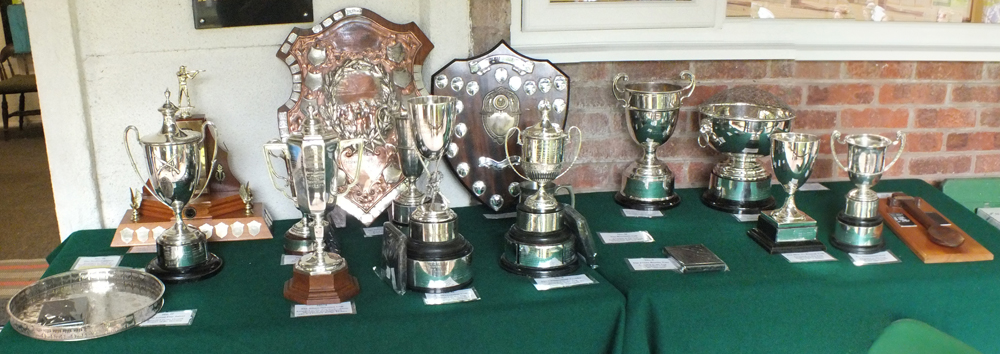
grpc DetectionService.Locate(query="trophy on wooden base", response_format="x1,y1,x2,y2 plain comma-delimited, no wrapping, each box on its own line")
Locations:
115,67,273,249
748,133,826,254
124,91,224,283
265,104,365,304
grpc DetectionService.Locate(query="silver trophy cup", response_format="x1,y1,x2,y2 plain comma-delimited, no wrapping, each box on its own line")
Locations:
264,104,366,304
748,133,826,254
124,91,223,283
830,130,905,254
500,106,585,277
388,103,427,225
612,71,695,210
381,96,474,294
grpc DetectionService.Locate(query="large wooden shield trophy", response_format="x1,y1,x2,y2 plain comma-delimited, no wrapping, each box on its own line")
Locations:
276,8,433,225
431,41,570,212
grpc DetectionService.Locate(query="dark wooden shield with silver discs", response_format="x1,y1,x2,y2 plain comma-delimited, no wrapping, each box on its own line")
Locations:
276,7,433,226
431,41,570,212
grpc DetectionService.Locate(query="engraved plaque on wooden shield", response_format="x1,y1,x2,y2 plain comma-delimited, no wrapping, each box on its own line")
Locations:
432,41,570,212
276,8,433,225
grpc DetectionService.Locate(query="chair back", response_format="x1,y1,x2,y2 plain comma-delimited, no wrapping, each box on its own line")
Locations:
0,45,15,80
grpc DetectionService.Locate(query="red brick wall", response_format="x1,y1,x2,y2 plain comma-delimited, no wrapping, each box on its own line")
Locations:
472,1,1000,193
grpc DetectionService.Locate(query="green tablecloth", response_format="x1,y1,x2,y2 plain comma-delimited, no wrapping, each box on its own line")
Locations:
579,179,1000,354
1,209,626,353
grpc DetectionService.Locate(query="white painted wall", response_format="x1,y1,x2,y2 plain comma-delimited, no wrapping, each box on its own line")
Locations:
26,0,472,240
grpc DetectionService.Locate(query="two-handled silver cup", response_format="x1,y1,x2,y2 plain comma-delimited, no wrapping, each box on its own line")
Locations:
124,91,223,283
830,130,905,254
748,133,826,254
612,71,695,210
264,104,365,304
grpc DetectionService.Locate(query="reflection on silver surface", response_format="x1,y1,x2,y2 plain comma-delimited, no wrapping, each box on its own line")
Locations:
456,162,470,177
450,77,464,92
509,76,522,91
553,99,566,114
435,75,448,89
473,181,486,196
495,68,508,83
554,76,567,91
539,78,552,93
490,194,503,211
446,143,459,159
6,268,164,341
524,80,537,95
454,122,468,139
466,81,479,96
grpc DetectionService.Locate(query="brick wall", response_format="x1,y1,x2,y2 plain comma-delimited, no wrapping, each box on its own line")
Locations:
472,0,1000,193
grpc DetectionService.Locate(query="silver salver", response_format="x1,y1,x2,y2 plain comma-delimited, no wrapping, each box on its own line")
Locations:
6,267,164,341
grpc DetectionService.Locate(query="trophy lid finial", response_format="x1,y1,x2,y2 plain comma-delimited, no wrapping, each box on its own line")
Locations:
524,104,564,140
158,89,181,136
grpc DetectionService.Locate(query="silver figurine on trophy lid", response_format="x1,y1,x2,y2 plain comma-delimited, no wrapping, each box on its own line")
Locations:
380,96,474,294
264,103,366,304
748,133,826,254
611,71,695,211
698,86,794,214
500,103,590,278
124,91,223,283
830,130,905,254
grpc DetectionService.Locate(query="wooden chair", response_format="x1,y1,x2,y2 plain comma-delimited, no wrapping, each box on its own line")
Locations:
0,44,39,139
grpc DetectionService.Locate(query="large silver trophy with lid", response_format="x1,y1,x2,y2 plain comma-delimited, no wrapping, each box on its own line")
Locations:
124,91,223,283
698,86,794,214
748,132,826,254
830,130,905,254
381,96,474,294
264,104,366,304
500,105,588,278
611,71,695,210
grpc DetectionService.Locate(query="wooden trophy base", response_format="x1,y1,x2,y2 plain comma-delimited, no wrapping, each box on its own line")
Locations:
112,202,273,248
283,265,360,305
879,197,993,263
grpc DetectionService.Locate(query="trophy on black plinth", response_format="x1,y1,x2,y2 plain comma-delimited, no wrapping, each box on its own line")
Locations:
381,96,474,294
264,104,366,304
611,71,695,210
748,133,826,254
830,130,905,254
500,105,586,277
124,91,223,283
698,87,794,214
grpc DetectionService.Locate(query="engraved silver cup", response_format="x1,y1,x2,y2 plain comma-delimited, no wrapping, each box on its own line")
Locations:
767,133,820,223
505,108,582,214
832,131,905,218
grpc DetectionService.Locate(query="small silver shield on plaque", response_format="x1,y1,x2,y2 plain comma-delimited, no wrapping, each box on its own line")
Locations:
248,220,262,236
152,226,165,239
215,223,229,238
200,224,214,237
121,228,134,244
136,227,150,243
231,221,245,238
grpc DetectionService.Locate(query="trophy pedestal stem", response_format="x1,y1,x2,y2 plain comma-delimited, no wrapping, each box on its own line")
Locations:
284,217,314,255
283,265,360,304
831,212,885,254
701,171,774,214
747,212,825,254
146,252,223,284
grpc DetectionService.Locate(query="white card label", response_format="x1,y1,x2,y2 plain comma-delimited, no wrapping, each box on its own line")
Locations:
876,192,900,199
797,183,829,191
849,251,901,266
621,209,664,218
598,231,655,244
291,302,356,318
363,226,383,237
139,310,197,327
127,245,158,254
423,288,481,305
732,214,759,222
782,251,837,263
626,258,680,271
281,255,302,265
533,274,597,291
71,255,123,270
484,212,517,220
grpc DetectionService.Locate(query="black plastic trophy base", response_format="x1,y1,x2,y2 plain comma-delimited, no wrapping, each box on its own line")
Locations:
613,192,681,211
500,226,580,278
146,253,224,284
747,228,827,254
409,281,473,294
700,189,775,215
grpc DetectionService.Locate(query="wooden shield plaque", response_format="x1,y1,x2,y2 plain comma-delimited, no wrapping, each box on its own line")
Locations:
276,7,433,225
431,41,569,212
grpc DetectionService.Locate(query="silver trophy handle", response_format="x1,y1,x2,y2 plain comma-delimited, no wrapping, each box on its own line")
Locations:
678,71,696,103
123,125,167,206
555,125,583,180
504,127,529,181
611,73,629,108
336,138,367,198
883,131,906,172
192,121,219,200
262,140,295,202
555,184,575,208
830,130,850,173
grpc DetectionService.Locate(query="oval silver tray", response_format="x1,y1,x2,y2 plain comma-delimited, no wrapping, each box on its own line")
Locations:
5,267,164,341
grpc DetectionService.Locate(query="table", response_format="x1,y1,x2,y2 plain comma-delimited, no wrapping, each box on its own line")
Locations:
1,209,627,353
579,179,1000,353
